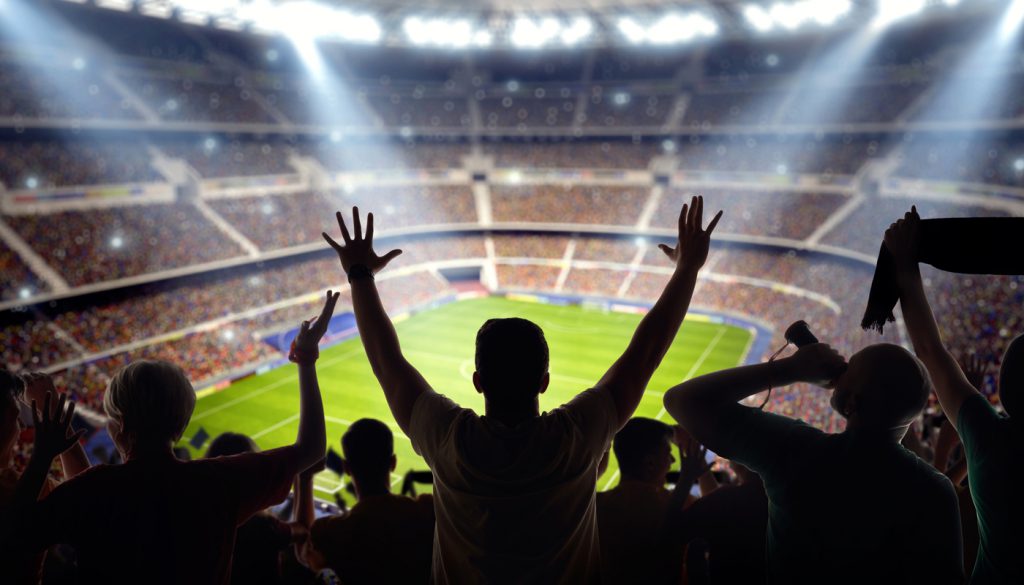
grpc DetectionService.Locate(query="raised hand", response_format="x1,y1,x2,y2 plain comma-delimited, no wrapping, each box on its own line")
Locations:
20,372,57,406
787,343,848,388
884,206,921,269
322,207,403,276
30,391,85,463
958,353,988,390
295,290,341,355
675,426,711,485
659,195,723,271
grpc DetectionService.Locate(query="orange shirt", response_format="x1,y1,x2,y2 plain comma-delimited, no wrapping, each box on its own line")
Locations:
310,493,434,585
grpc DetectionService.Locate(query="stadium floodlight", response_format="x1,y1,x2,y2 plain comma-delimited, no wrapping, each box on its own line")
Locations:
617,12,717,45
744,0,851,32
96,0,133,10
871,0,926,29
1000,0,1024,39
510,16,593,48
241,0,380,44
18,288,32,300
138,1,174,18
403,16,490,49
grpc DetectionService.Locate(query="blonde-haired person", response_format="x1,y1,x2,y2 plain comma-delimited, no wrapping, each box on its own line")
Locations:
2,291,338,585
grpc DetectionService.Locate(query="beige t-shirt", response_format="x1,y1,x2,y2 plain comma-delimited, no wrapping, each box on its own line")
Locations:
409,388,619,585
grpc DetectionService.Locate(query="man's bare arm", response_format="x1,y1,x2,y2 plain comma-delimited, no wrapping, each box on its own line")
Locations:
885,207,979,427
324,207,429,434
596,196,722,427
663,344,846,449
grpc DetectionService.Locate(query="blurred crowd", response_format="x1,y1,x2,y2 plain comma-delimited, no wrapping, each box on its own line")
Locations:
3,203,245,286
491,185,649,225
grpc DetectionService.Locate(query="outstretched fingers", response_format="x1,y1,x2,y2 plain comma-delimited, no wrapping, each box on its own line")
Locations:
705,210,723,235
336,211,352,244
352,207,362,240
366,212,374,243
322,232,343,252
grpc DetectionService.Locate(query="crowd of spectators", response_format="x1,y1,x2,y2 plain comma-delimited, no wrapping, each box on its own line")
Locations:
208,192,345,251
0,58,139,120
159,139,298,178
479,95,578,129
491,185,649,226
307,141,468,171
582,91,675,128
121,69,276,124
820,196,1010,255
0,242,47,302
495,263,561,291
337,186,477,229
682,88,788,128
573,237,641,264
675,134,879,177
778,81,928,125
894,136,1024,188
370,94,471,128
386,236,487,270
491,234,569,258
4,264,453,410
562,267,628,298
653,188,848,240
3,203,245,286
485,141,657,170
0,140,160,189
0,317,80,372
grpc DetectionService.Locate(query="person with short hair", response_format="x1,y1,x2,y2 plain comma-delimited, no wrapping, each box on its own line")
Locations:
676,461,769,585
886,207,1023,584
204,432,306,585
297,418,434,584
597,418,709,585
3,292,338,584
664,341,964,584
323,198,721,583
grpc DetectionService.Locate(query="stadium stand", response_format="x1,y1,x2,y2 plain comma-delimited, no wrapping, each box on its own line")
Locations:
491,185,649,225
2,204,245,285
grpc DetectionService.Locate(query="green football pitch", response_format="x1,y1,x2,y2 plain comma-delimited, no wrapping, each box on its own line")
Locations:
178,296,753,503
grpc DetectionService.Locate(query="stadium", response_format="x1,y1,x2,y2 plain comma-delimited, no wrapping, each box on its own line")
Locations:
1,0,1022,582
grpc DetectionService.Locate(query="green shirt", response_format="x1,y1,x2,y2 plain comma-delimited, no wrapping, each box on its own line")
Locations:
711,403,963,585
957,394,1023,584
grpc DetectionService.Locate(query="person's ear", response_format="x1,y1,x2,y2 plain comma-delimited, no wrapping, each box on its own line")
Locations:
538,372,550,395
390,454,397,473
473,371,483,394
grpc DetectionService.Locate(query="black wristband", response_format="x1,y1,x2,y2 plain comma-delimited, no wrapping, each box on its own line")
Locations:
347,264,374,283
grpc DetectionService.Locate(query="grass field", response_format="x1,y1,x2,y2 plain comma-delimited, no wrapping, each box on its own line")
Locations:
179,297,753,503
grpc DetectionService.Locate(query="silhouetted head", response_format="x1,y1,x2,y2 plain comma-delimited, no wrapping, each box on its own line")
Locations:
997,333,1024,418
0,370,24,465
342,418,396,490
205,432,259,458
104,360,196,460
613,417,675,484
830,344,931,434
473,318,550,412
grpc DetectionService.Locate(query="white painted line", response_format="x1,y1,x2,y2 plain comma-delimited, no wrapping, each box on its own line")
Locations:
603,326,732,492
252,413,300,439
191,346,363,421
653,327,728,421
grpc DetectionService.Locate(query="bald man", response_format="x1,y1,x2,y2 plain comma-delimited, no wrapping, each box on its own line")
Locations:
664,343,963,585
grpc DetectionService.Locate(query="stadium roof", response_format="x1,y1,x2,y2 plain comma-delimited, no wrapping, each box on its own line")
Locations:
65,0,1002,49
